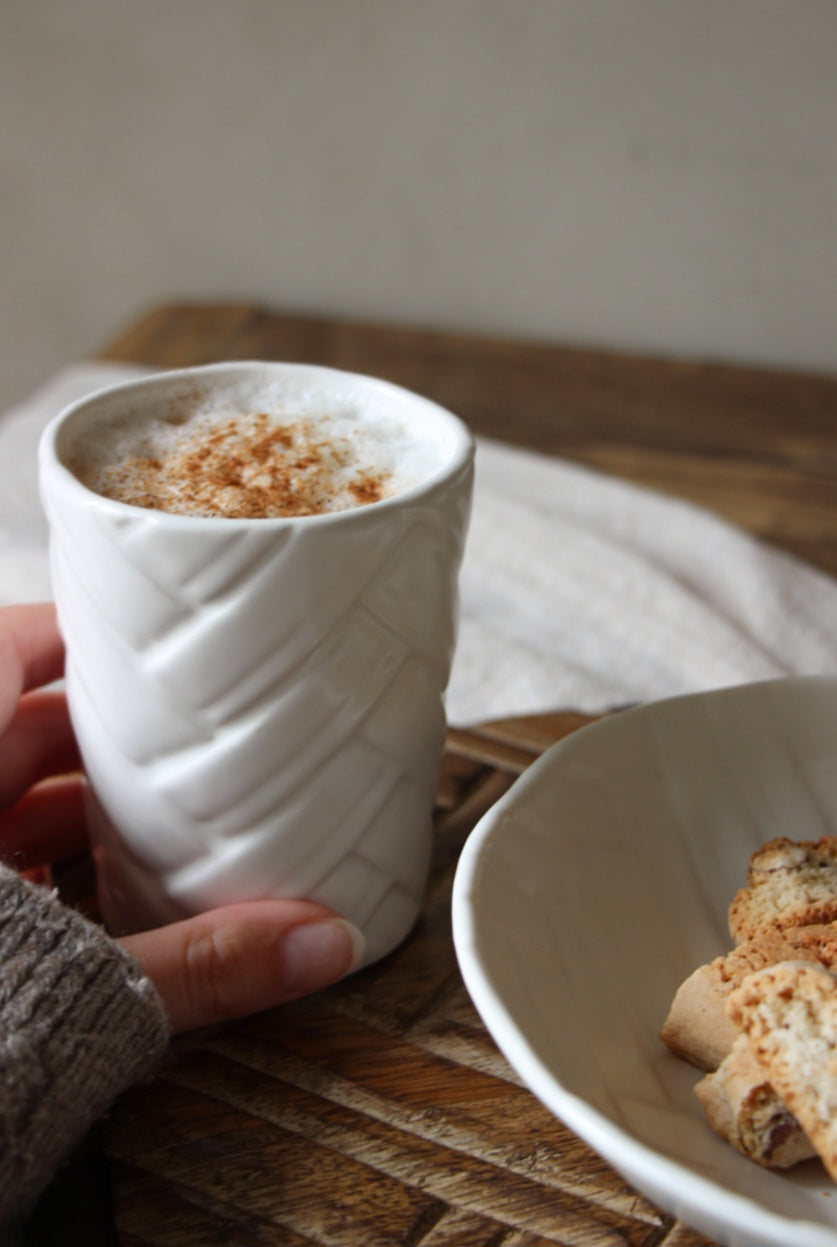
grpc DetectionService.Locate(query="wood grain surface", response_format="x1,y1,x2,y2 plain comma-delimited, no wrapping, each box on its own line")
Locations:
36,303,837,1246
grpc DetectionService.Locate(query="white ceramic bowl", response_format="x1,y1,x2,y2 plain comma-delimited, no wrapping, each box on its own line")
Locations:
452,677,837,1247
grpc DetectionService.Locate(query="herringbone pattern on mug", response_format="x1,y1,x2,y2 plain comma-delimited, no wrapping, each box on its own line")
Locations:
52,500,461,958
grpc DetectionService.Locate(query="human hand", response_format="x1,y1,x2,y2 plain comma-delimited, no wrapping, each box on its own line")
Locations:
0,603,362,1033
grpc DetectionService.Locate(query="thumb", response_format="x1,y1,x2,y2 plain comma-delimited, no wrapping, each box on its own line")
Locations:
120,899,365,1033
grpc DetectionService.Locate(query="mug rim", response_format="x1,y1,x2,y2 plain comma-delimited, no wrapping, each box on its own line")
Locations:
39,359,475,529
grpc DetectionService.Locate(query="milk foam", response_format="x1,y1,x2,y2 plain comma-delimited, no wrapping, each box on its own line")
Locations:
68,378,444,519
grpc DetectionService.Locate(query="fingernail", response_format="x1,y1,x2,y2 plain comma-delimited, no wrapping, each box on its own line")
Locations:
281,918,366,995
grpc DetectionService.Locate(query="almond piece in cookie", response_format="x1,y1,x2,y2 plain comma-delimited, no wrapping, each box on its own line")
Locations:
728,838,837,944
694,1033,815,1169
727,960,837,1182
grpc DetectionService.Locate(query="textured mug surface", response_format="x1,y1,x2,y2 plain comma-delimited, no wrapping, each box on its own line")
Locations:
39,362,474,966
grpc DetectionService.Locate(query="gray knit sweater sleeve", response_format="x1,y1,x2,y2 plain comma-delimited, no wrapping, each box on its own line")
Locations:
0,864,170,1223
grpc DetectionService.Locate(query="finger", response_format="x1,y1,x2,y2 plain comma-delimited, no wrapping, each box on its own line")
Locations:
121,900,365,1033
0,691,82,810
0,604,64,724
0,776,88,868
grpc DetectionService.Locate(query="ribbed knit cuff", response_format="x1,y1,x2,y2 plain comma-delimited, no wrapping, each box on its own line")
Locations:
0,864,170,1223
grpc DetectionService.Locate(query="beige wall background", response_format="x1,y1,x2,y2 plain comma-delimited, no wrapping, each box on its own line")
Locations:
1,1,835,411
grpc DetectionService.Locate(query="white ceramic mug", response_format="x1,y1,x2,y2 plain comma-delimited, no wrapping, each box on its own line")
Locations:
39,361,474,966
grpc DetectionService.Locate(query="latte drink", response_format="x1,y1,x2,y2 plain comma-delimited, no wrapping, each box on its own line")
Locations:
63,372,454,520
40,362,474,968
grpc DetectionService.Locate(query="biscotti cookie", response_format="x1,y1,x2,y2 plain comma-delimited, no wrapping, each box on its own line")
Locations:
728,837,837,943
661,931,797,1071
694,1033,815,1169
660,921,837,1071
727,960,837,1182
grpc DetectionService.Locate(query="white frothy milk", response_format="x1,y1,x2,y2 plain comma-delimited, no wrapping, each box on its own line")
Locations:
66,374,450,519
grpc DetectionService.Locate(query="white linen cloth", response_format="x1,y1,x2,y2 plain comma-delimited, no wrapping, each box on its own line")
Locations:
3,362,837,724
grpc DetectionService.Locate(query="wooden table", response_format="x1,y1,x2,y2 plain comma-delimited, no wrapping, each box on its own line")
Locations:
34,305,837,1246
